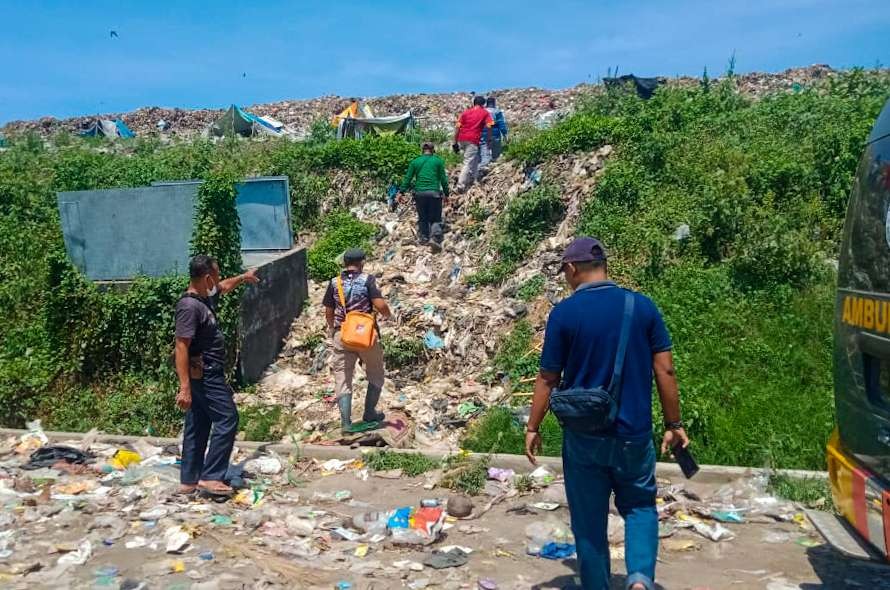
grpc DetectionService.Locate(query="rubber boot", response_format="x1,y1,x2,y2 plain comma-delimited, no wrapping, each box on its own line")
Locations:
362,384,385,423
417,222,429,245
338,393,353,431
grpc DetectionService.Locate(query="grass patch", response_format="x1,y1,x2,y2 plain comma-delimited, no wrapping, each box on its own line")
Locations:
516,274,546,301
768,473,832,508
491,320,540,386
382,335,425,369
441,453,491,496
461,407,562,457
364,450,439,477
239,405,283,441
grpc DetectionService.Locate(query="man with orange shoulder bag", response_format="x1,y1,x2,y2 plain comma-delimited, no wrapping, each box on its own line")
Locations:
322,248,392,432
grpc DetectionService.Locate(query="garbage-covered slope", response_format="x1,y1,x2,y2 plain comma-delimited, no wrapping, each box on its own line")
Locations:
2,65,838,138
250,145,615,451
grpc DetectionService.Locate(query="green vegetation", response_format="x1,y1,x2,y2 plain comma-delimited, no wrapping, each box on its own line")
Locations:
364,450,440,477
490,320,540,386
467,185,565,286
239,405,284,441
306,210,377,282
440,453,490,496
768,473,832,508
382,335,426,369
3,69,889,471
464,69,890,470
0,132,426,433
462,406,563,457
516,274,546,301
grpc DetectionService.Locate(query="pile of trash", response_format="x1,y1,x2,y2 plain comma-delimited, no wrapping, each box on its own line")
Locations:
2,65,844,139
250,141,615,449
1,421,833,589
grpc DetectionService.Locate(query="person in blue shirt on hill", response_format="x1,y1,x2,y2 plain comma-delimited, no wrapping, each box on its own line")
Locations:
479,96,508,172
525,237,689,590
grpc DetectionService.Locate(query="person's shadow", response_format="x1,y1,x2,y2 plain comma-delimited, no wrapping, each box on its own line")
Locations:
532,559,667,590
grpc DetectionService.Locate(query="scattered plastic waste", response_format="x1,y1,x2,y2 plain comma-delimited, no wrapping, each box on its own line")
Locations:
538,542,576,560
210,515,233,527
530,502,560,511
110,449,142,470
15,419,49,454
692,521,735,542
672,223,691,241
423,547,470,569
244,455,283,475
164,526,190,553
58,539,92,565
423,330,445,350
711,510,745,523
24,445,92,470
530,466,554,486
487,467,515,483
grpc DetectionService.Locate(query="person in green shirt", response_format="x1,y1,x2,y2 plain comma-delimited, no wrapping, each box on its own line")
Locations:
399,142,450,251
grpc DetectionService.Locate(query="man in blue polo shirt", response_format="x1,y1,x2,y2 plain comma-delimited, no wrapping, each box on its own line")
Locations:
525,237,689,590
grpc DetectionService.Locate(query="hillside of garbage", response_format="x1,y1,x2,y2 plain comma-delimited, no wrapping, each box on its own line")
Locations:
3,65,837,138
254,144,613,451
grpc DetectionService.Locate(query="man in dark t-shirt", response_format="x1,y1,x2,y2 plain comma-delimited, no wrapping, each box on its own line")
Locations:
174,254,258,496
322,248,392,431
525,237,689,590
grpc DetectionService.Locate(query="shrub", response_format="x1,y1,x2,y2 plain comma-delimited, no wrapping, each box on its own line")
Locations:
382,336,425,369
507,113,615,164
467,185,565,286
288,172,329,232
306,210,377,282
516,275,546,301
461,407,562,457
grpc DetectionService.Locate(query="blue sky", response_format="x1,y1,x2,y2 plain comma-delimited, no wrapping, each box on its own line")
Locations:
2,0,888,124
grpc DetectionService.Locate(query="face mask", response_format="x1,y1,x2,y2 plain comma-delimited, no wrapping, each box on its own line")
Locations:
205,277,218,297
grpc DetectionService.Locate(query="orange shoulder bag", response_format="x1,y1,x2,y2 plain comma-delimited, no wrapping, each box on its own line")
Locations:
337,275,377,350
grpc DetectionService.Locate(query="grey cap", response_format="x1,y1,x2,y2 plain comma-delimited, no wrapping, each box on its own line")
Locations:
343,248,366,264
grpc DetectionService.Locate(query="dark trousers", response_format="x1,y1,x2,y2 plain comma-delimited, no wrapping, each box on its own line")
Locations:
413,191,443,243
180,371,239,484
562,431,658,590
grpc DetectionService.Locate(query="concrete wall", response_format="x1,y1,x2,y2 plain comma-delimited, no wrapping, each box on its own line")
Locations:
238,247,308,383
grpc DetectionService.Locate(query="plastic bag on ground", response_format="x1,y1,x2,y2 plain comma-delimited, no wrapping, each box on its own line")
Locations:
57,539,92,565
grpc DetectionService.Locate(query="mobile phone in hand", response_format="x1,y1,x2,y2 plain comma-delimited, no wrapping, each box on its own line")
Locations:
673,444,699,479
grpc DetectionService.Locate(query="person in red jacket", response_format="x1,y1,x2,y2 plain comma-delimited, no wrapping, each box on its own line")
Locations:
453,96,493,193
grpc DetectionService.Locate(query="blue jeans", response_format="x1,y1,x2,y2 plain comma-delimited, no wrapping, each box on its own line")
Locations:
562,430,658,590
180,370,239,484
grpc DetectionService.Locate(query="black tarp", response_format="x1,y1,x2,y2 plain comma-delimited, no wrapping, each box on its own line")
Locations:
603,75,664,100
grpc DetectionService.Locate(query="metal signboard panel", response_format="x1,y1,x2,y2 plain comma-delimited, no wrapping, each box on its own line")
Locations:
57,185,195,281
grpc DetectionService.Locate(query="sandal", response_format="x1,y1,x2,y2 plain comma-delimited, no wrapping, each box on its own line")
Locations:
197,481,234,496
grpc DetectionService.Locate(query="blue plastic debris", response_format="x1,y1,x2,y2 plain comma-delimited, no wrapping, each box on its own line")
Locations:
387,507,412,529
538,542,576,560
423,330,445,350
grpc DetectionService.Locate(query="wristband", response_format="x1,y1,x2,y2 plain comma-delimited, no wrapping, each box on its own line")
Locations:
664,420,684,430
526,429,538,434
